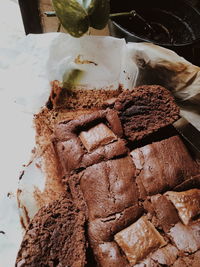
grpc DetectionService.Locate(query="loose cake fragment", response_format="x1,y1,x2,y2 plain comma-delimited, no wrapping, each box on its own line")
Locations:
114,85,180,141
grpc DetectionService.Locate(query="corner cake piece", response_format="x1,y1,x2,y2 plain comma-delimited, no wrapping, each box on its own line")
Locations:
114,85,180,141
15,193,87,267
136,186,200,266
130,135,199,197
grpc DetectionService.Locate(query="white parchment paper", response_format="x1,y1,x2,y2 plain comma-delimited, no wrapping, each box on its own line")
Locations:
0,33,200,267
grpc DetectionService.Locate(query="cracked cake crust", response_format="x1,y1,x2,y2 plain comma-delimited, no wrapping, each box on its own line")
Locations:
16,85,200,267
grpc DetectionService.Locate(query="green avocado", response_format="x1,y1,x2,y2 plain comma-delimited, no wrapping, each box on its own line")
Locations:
52,0,89,37
63,69,84,88
52,0,110,37
87,0,110,30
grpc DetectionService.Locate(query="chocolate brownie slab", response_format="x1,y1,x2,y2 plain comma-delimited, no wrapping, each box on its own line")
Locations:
21,84,199,267
53,109,199,267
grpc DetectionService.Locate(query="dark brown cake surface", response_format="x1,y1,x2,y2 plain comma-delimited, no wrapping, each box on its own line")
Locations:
16,193,87,267
130,135,200,197
52,109,199,267
18,85,200,267
114,85,180,141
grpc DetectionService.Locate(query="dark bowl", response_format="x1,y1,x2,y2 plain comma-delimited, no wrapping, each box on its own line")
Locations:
109,0,200,64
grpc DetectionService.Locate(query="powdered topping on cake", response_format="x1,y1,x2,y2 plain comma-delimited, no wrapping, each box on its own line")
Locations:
16,193,87,267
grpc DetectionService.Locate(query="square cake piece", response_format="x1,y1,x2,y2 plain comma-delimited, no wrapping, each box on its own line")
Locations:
79,156,138,220
114,216,166,265
168,222,200,253
79,123,117,152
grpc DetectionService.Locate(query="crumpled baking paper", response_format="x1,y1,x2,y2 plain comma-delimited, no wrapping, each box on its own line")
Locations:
1,32,200,267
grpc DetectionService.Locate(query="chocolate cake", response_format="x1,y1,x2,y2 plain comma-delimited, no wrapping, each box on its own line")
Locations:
114,85,180,141
17,84,200,267
16,193,87,267
52,108,199,266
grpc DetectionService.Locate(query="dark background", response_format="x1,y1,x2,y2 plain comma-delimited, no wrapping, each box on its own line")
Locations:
19,0,200,66
177,0,200,66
